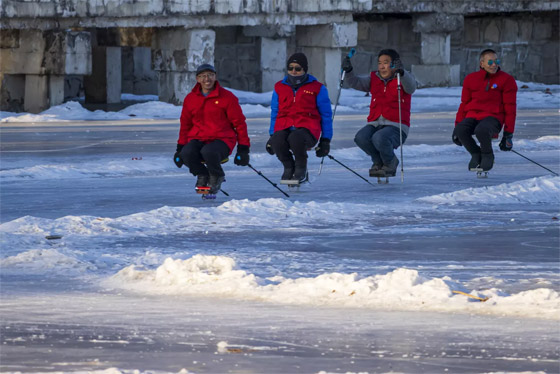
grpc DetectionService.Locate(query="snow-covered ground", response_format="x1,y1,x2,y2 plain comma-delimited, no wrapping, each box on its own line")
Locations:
0,82,559,373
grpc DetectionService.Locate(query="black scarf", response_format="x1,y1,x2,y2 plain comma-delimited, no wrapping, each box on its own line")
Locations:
287,73,308,90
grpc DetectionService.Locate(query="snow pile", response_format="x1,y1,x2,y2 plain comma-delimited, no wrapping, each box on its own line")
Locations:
418,176,560,205
0,248,89,272
106,254,560,320
0,199,376,237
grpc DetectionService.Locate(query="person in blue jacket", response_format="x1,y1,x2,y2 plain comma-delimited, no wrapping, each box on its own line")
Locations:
266,53,333,183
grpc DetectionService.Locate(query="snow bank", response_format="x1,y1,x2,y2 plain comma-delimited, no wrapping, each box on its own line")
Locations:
1,81,558,122
104,254,560,320
418,176,560,205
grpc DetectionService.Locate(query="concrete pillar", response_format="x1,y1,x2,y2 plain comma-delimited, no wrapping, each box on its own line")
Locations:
84,46,122,104
412,13,463,87
297,22,358,103
153,28,215,104
133,47,157,94
24,75,48,113
48,75,65,107
260,37,286,92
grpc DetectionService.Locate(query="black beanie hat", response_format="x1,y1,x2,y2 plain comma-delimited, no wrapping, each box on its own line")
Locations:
287,52,308,72
378,49,400,62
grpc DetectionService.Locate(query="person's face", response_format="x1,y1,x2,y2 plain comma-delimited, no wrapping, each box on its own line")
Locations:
287,63,305,77
480,53,500,75
377,55,393,79
196,71,216,93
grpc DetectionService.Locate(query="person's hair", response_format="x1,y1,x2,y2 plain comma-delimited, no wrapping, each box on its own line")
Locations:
378,49,400,62
479,49,497,59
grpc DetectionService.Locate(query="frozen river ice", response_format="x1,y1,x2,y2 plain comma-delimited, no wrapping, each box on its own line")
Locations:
1,109,559,373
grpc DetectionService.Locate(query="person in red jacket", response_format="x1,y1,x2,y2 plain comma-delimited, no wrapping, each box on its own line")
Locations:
342,49,416,177
267,53,333,183
174,64,251,193
453,49,518,172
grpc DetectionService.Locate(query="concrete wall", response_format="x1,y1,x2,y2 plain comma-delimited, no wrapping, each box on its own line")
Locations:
451,11,559,84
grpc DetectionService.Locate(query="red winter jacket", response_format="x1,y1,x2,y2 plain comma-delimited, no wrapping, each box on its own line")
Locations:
368,72,412,127
178,81,250,153
455,69,518,133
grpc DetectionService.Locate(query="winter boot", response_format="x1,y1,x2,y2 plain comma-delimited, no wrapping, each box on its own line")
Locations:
293,159,308,184
468,152,482,171
208,174,225,194
195,174,209,188
480,152,495,172
369,162,384,177
280,159,295,180
380,157,399,177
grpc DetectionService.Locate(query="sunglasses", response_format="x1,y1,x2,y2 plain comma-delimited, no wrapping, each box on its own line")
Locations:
287,66,303,72
197,73,216,79
487,59,501,66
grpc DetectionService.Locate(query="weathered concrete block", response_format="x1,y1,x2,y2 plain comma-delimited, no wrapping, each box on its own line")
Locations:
484,20,500,43
215,0,259,14
533,22,552,40
64,32,92,75
519,20,533,41
0,29,45,75
260,37,286,92
243,25,295,38
297,22,357,48
502,19,519,42
0,29,19,48
420,33,450,64
411,64,460,88
369,22,389,43
413,13,464,34
302,46,341,103
153,28,215,72
24,74,48,113
158,71,196,105
48,75,65,107
119,27,153,47
0,73,25,112
105,0,164,17
133,47,158,94
165,0,212,14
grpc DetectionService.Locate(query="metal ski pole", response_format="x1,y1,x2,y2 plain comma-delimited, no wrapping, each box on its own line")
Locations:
220,189,229,196
319,48,356,176
247,163,290,198
327,155,376,187
511,150,559,176
397,72,404,183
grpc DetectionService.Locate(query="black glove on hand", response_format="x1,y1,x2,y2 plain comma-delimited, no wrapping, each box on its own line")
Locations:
499,131,513,151
392,58,404,76
174,144,184,168
451,127,462,146
341,56,353,73
234,144,250,166
265,136,275,155
315,138,331,157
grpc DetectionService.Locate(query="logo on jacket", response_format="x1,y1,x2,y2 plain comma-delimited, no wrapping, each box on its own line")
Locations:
491,84,498,89
215,100,219,104
303,90,316,95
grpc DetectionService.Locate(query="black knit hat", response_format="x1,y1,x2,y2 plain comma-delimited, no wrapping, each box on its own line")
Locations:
287,53,308,72
378,49,400,62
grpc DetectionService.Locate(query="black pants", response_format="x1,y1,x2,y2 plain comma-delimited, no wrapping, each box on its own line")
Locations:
455,116,501,154
269,128,317,164
180,139,230,177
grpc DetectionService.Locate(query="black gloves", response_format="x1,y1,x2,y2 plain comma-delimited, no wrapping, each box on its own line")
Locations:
499,131,513,151
174,144,184,168
234,144,250,166
392,58,404,76
342,56,353,73
265,136,275,155
315,138,331,157
452,127,462,146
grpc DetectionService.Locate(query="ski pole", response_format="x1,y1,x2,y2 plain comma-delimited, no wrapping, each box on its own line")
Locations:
511,150,559,176
319,48,356,176
326,155,376,187
220,189,229,196
247,163,290,198
397,72,404,183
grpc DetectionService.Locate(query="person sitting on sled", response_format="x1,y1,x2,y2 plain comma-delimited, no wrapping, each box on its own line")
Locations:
342,48,416,178
174,63,251,194
452,48,518,172
266,52,333,184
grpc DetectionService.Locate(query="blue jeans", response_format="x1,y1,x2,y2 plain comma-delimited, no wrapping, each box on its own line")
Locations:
354,125,407,165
